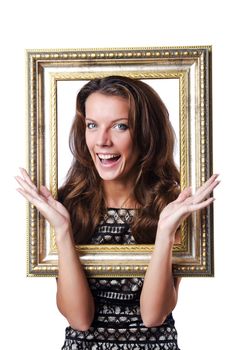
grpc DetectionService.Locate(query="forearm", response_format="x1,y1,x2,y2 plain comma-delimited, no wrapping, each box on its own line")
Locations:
140,174,219,327
140,229,178,327
56,227,95,331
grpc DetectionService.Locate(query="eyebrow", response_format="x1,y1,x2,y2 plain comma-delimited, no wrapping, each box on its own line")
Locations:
85,117,129,123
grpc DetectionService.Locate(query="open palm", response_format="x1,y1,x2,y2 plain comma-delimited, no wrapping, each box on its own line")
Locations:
15,168,70,234
158,174,219,236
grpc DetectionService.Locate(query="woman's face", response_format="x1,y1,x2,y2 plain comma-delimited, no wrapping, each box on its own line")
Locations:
85,92,138,184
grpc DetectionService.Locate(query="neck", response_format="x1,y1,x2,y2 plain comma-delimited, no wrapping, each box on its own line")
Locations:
103,180,137,209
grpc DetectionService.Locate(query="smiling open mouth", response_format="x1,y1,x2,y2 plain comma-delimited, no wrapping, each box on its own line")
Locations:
97,154,121,164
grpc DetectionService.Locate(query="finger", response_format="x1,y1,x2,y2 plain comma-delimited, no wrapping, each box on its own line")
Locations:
175,187,192,203
17,187,58,221
172,197,215,226
187,197,215,212
193,178,220,204
17,187,44,205
19,167,37,191
40,185,52,199
15,175,37,194
15,176,44,203
195,174,219,197
18,185,70,231
40,186,58,206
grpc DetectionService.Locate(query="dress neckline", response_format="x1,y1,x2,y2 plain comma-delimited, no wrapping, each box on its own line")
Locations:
107,207,137,210
103,208,136,225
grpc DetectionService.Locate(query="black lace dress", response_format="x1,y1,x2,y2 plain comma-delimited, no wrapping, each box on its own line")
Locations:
61,209,180,350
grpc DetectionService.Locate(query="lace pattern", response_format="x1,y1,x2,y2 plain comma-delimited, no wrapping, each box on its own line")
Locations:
90,209,136,245
61,209,180,350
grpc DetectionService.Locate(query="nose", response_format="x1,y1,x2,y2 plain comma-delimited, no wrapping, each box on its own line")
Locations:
96,127,113,147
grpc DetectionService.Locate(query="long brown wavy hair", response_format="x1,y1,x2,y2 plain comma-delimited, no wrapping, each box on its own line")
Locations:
58,76,180,244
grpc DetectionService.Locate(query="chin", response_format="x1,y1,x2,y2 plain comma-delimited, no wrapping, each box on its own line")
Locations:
98,172,122,182
95,163,125,182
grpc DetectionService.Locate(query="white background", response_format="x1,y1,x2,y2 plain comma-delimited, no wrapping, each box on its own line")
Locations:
0,0,230,349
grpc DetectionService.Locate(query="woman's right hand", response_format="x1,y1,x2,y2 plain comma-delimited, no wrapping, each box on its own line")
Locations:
15,168,71,239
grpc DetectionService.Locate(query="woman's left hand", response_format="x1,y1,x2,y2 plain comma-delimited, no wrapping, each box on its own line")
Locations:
157,174,220,239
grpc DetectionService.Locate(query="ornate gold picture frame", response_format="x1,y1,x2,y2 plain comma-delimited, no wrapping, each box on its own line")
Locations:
26,46,213,277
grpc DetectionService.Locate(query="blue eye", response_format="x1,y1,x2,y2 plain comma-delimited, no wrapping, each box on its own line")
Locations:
86,122,96,129
114,123,128,131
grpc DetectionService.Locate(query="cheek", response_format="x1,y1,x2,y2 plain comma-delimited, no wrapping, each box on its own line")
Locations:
121,138,134,156
122,139,138,164
116,132,133,150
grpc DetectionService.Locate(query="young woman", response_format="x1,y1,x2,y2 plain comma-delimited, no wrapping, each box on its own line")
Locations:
16,76,219,349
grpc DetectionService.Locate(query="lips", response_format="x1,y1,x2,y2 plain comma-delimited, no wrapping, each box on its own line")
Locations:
97,153,121,164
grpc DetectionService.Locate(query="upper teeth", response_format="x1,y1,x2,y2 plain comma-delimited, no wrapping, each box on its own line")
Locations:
98,154,119,160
